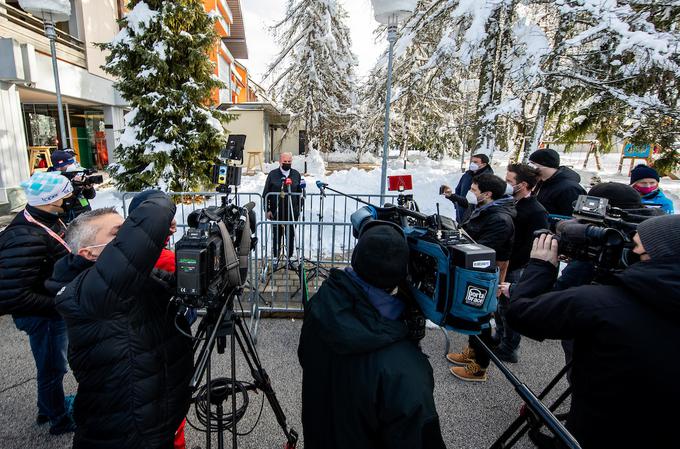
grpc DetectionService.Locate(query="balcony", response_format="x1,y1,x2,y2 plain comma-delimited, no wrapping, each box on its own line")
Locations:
218,0,233,23
0,2,86,68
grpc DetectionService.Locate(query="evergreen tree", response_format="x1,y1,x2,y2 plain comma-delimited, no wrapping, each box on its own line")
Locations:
265,0,358,152
100,0,231,192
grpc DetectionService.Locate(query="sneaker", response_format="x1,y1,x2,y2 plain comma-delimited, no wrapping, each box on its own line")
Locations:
49,414,76,435
446,346,476,366
450,361,488,382
36,414,49,425
493,346,519,363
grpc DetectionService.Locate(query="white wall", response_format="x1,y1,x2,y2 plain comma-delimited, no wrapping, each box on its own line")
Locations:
0,82,30,209
79,0,120,80
225,109,266,153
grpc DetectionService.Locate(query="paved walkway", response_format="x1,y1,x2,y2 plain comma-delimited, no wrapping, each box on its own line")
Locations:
0,316,570,449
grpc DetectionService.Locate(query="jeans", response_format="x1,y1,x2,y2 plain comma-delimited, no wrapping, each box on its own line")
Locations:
12,316,68,423
496,269,523,353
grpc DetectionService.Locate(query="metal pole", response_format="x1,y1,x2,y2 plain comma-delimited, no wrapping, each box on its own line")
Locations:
379,20,398,204
44,17,67,150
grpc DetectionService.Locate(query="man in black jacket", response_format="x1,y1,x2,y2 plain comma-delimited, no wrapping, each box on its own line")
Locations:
47,192,193,449
0,171,76,435
299,222,446,449
452,153,493,221
48,149,96,223
529,149,585,219
447,173,516,382
262,152,303,261
507,215,680,449
492,163,550,363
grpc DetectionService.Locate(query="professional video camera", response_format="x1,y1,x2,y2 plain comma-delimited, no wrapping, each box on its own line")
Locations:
62,168,104,186
537,195,653,271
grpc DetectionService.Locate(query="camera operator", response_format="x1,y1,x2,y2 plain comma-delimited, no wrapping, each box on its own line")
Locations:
48,149,97,223
0,172,76,435
493,164,549,363
507,215,680,449
298,222,446,449
528,149,585,219
46,192,193,449
262,152,302,263
447,173,516,382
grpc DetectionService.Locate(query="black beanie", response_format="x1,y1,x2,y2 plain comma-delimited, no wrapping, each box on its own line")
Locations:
128,189,161,215
529,148,560,169
588,182,642,209
630,164,659,185
351,225,409,289
637,215,680,259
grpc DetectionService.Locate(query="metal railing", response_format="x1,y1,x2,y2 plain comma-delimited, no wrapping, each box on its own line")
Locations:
1,3,86,53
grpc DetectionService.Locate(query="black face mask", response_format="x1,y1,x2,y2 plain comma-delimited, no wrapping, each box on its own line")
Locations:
61,197,77,213
281,163,292,171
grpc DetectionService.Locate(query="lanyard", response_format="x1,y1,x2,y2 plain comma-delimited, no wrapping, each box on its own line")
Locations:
23,209,71,252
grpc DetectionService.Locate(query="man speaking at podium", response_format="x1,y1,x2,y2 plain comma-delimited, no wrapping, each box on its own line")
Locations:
262,152,303,262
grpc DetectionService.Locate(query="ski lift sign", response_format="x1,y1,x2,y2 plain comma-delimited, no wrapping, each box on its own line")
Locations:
623,143,652,159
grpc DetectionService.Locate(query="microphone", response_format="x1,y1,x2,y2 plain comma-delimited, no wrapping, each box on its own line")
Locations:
280,176,286,198
285,177,293,193
300,178,307,190
316,180,328,190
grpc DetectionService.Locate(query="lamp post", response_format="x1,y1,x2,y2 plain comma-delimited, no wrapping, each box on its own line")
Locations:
19,0,71,150
370,0,416,204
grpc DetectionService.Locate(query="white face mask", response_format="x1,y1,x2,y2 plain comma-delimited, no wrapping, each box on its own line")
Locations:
469,163,480,172
505,183,514,196
465,190,478,205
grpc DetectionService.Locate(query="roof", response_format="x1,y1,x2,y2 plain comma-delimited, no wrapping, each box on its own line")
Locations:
219,102,290,126
222,0,248,59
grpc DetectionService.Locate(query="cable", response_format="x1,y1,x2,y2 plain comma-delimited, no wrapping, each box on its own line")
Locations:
190,377,252,433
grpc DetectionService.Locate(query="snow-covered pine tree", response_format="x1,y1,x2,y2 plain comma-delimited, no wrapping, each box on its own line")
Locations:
265,0,358,153
100,0,231,192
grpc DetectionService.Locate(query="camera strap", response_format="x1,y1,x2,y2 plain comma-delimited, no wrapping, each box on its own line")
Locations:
23,210,71,252
217,221,241,287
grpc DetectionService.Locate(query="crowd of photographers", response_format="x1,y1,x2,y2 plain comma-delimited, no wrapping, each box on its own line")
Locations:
0,147,679,449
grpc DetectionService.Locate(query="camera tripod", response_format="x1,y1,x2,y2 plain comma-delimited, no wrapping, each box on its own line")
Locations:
190,288,298,449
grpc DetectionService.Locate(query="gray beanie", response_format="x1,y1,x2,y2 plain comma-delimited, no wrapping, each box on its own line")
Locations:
637,214,680,259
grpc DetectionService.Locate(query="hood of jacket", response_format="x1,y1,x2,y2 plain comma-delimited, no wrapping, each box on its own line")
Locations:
545,166,582,185
45,253,94,296
470,195,518,222
305,269,409,355
616,258,680,315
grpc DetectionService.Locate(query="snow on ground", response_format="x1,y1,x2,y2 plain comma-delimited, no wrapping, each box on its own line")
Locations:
91,148,679,259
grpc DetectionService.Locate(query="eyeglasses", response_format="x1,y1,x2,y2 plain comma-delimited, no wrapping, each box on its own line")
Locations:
84,243,108,249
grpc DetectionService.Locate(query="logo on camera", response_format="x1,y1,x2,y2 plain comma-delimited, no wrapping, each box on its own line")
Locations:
463,284,488,308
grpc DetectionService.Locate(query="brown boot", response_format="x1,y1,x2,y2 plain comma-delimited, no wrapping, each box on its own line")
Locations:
446,346,476,366
450,361,488,382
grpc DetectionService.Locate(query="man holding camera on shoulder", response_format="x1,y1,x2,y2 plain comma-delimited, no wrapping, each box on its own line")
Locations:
45,191,193,449
48,149,97,223
507,214,680,449
298,221,446,449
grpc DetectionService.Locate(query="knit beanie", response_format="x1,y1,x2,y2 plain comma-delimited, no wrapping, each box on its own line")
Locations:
50,150,76,168
20,171,73,206
351,224,410,289
637,215,680,259
588,182,642,210
630,165,659,185
128,189,162,215
529,148,560,169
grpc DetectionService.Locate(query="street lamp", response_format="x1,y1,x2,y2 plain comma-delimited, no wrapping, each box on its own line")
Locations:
19,0,71,150
370,0,416,203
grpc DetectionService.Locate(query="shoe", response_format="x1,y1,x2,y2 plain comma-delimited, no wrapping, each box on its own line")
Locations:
450,361,488,382
36,414,49,425
49,414,76,435
446,346,476,365
493,345,518,363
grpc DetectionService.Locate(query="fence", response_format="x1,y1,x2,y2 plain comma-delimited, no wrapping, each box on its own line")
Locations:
118,191,398,337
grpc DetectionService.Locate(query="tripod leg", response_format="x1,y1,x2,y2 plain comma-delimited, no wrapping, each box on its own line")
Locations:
231,310,237,449
233,316,298,448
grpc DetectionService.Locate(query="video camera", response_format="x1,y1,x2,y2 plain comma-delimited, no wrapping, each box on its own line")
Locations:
62,168,104,186
342,190,499,335
174,134,255,309
537,195,653,271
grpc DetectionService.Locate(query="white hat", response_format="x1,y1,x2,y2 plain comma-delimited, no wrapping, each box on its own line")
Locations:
21,172,73,206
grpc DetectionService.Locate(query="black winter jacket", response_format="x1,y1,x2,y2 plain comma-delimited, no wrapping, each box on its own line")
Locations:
533,167,585,217
0,206,68,317
508,196,549,272
508,258,680,449
462,197,516,261
262,167,303,220
298,269,446,449
50,192,193,449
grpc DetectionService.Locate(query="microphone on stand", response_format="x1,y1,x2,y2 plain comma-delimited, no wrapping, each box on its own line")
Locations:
285,177,293,194
279,176,286,199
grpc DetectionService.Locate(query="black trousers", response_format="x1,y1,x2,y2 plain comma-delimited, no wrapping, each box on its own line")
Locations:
469,328,494,369
272,223,295,259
